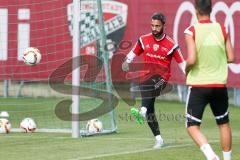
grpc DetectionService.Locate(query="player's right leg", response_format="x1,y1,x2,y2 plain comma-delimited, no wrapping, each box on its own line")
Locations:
219,123,232,160
186,87,219,160
210,87,232,160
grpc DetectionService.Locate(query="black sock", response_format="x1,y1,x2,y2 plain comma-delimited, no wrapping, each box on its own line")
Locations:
146,113,160,136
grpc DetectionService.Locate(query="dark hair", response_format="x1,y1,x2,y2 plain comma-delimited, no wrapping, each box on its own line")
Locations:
194,0,212,15
151,12,166,25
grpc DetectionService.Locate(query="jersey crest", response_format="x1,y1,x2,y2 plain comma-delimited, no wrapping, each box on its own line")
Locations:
153,44,159,51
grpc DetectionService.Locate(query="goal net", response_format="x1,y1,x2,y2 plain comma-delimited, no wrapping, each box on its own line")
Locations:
0,0,118,136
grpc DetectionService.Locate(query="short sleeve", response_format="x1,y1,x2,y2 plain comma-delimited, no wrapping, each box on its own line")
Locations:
184,25,195,40
132,38,144,55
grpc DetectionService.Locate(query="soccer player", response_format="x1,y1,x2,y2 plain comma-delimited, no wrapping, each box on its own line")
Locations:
184,0,234,160
122,12,185,149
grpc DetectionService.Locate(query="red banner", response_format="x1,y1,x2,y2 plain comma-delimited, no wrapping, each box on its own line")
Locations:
0,0,239,87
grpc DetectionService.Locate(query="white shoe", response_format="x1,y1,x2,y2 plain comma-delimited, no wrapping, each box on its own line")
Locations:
211,156,220,160
153,139,164,149
208,155,220,160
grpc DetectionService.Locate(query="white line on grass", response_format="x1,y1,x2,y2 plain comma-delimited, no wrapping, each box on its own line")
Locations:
68,143,193,160
79,137,224,143
4,135,232,143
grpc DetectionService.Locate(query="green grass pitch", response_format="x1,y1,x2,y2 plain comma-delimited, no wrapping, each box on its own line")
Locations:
0,98,239,160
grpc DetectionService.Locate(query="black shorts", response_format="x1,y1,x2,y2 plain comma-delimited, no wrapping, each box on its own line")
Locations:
139,75,167,99
186,87,229,127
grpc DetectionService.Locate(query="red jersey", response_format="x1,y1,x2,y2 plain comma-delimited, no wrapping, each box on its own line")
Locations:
132,33,184,81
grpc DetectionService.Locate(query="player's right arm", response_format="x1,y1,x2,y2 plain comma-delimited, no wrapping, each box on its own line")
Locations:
220,24,234,63
122,38,144,72
225,34,234,63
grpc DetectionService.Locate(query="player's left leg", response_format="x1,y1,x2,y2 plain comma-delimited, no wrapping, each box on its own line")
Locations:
131,75,165,148
143,98,159,135
138,74,167,118
142,97,164,149
186,87,220,160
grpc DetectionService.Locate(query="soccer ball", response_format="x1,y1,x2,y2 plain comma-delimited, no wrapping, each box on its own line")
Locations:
0,118,11,134
22,47,41,65
20,118,37,133
0,111,9,118
86,119,103,134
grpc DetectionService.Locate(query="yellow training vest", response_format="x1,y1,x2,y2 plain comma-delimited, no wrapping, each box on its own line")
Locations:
187,22,228,85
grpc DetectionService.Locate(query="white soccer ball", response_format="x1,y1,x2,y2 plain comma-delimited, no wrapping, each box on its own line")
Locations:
0,118,11,134
86,119,103,134
0,111,9,118
22,47,41,65
20,118,37,133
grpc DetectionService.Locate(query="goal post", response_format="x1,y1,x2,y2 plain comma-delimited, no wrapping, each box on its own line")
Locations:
96,0,116,134
0,0,117,136
72,0,117,136
72,0,81,138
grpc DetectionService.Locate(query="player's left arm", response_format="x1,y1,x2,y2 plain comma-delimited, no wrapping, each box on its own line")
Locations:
173,46,186,74
185,34,196,74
